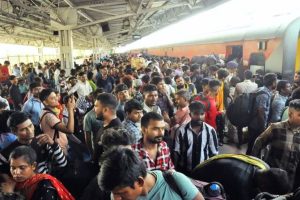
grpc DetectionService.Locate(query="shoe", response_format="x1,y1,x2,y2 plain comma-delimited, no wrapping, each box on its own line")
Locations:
219,142,224,146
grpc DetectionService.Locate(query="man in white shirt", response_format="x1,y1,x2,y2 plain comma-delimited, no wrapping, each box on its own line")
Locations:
235,70,258,96
234,70,258,148
68,72,92,98
54,65,60,86
142,84,161,115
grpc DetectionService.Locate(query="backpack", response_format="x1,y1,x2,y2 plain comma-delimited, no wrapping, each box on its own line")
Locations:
191,93,211,111
226,90,268,127
163,171,226,200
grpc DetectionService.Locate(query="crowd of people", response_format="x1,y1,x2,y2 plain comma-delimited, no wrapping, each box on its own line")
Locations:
0,54,299,200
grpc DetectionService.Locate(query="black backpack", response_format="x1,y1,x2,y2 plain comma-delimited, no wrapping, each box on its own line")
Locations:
226,90,267,127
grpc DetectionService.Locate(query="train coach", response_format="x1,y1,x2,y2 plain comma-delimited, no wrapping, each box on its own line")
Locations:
131,16,300,81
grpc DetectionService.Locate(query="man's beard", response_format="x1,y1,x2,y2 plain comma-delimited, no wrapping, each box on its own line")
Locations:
177,85,184,90
149,136,164,144
190,119,203,127
146,101,156,107
295,80,300,85
96,113,104,121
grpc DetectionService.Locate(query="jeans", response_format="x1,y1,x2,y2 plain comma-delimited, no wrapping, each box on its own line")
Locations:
246,127,263,155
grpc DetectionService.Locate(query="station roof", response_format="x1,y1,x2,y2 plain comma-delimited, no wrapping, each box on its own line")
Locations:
0,0,227,49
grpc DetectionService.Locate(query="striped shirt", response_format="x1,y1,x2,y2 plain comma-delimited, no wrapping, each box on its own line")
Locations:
36,143,68,174
252,120,300,185
0,141,67,174
174,122,219,172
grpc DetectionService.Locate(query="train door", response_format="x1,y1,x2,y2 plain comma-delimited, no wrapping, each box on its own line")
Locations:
295,33,300,72
249,52,265,74
226,45,243,62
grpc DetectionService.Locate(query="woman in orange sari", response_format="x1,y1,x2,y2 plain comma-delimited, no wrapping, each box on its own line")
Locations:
9,146,74,200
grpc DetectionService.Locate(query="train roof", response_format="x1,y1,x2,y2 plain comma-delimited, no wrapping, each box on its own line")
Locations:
117,0,300,52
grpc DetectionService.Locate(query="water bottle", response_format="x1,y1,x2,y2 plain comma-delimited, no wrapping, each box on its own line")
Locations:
205,183,222,197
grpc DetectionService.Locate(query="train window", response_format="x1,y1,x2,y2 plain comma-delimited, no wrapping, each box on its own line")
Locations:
258,41,267,50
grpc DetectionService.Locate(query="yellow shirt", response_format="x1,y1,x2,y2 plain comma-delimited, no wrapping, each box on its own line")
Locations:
216,81,224,111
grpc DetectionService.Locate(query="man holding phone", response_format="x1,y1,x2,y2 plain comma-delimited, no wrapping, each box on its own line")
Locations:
0,111,67,174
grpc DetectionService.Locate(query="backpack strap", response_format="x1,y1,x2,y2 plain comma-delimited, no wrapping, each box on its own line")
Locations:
204,124,211,159
40,108,60,140
183,124,190,171
163,171,183,198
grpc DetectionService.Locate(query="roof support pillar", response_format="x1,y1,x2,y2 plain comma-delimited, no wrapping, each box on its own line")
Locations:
53,7,77,73
38,42,44,63
92,37,101,64
59,29,74,72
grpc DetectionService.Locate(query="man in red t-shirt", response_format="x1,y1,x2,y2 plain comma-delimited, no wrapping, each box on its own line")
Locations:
0,61,10,83
205,80,221,131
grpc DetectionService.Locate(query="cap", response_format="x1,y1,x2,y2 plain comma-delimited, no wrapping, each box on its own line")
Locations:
226,61,238,69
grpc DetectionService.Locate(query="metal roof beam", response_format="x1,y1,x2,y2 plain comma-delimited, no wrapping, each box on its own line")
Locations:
63,0,94,22
136,0,146,14
73,13,135,29
9,0,50,18
75,1,126,9
74,2,189,30
83,7,118,16
104,29,129,37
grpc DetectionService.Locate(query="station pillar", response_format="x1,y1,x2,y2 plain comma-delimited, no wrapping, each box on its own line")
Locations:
37,41,44,63
92,37,100,65
59,29,74,72
51,7,77,74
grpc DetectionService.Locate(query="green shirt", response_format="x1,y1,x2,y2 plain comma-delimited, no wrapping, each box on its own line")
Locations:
281,107,288,121
83,109,102,149
88,80,97,91
137,170,198,200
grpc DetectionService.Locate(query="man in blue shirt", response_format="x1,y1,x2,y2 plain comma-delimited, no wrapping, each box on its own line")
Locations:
270,80,291,122
247,73,277,155
123,99,143,143
115,83,130,122
22,82,44,131
96,65,115,93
